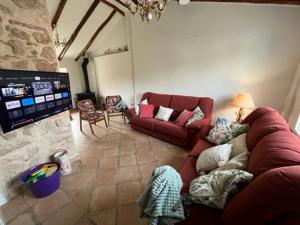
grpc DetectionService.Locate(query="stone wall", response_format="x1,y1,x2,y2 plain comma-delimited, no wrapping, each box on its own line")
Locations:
0,0,78,204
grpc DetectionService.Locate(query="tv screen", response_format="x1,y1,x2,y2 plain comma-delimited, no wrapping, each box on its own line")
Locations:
0,69,72,133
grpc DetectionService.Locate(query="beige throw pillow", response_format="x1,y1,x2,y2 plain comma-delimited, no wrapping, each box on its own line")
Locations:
196,144,232,172
227,133,248,158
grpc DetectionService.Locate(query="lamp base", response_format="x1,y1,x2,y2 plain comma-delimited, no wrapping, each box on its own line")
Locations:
235,107,245,124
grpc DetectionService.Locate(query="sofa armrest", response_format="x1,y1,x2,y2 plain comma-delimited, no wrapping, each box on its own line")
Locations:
222,165,300,225
186,118,211,138
186,118,210,129
126,108,136,118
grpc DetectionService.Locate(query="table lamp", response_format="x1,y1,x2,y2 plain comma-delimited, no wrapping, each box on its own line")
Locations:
232,92,255,123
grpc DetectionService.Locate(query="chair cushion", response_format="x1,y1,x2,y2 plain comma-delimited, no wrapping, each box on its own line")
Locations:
248,131,300,178
106,95,121,108
189,139,214,158
132,117,156,130
139,104,154,118
245,110,290,151
107,108,121,114
154,121,188,139
175,110,194,127
222,166,300,225
81,111,104,120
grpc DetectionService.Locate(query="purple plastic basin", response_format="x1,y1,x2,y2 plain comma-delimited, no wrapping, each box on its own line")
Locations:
20,162,61,198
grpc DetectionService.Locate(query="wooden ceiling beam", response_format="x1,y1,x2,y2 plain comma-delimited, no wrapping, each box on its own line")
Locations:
101,0,125,16
190,0,300,4
114,0,129,8
58,0,100,61
51,0,68,29
75,9,117,61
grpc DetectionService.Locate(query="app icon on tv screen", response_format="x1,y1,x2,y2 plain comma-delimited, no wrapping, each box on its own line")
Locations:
32,82,53,96
21,98,34,107
62,92,69,98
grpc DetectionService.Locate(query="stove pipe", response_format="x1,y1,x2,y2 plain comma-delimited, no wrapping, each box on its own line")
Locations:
82,57,91,93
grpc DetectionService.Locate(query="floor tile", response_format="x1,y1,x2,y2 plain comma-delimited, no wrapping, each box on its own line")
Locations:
102,148,119,157
89,186,116,211
135,143,151,152
99,156,118,171
88,208,116,225
117,166,141,183
139,162,158,178
117,203,148,225
119,154,137,167
119,145,136,156
32,190,68,222
2,195,28,223
61,172,96,192
7,211,36,225
117,181,144,205
136,150,156,164
41,202,84,225
95,169,118,186
68,189,91,214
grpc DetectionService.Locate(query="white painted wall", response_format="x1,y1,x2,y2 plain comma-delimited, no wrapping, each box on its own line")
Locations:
93,51,135,106
59,58,85,104
130,2,300,121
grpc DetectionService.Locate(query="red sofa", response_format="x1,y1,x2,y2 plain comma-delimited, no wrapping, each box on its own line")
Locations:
126,92,214,148
179,107,300,225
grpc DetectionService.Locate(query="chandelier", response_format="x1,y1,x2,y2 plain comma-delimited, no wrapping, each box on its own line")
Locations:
125,0,169,22
53,24,67,48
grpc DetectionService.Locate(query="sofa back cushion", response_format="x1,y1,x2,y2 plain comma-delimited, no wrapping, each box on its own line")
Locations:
142,92,171,114
222,166,300,225
169,95,200,119
248,131,300,178
244,108,290,151
198,98,214,118
242,107,277,125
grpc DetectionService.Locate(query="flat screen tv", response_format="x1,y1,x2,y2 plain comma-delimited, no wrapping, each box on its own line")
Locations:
0,69,72,133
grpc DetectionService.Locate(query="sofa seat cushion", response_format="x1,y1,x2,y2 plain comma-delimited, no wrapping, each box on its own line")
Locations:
179,156,198,193
248,131,300,178
154,121,188,139
244,109,290,151
176,204,222,225
132,117,157,130
189,139,214,158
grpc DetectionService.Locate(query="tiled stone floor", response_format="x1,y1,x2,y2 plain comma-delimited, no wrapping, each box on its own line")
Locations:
1,113,188,225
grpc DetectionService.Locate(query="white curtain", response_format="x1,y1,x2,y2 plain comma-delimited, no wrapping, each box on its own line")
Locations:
282,62,300,131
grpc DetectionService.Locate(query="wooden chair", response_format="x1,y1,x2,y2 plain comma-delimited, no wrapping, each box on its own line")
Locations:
76,99,108,134
105,95,126,124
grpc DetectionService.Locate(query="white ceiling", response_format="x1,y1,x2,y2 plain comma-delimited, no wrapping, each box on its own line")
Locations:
46,0,128,59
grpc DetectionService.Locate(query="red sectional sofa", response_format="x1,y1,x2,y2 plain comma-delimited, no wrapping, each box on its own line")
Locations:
178,107,300,225
126,92,214,149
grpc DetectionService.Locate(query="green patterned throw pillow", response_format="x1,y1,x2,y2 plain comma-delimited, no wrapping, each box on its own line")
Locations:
189,169,253,209
186,106,205,126
206,118,249,145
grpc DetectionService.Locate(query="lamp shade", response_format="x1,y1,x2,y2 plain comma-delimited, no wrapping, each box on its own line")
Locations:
232,93,255,109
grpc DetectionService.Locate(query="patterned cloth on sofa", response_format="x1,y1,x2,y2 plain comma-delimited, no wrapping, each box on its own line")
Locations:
139,166,185,225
